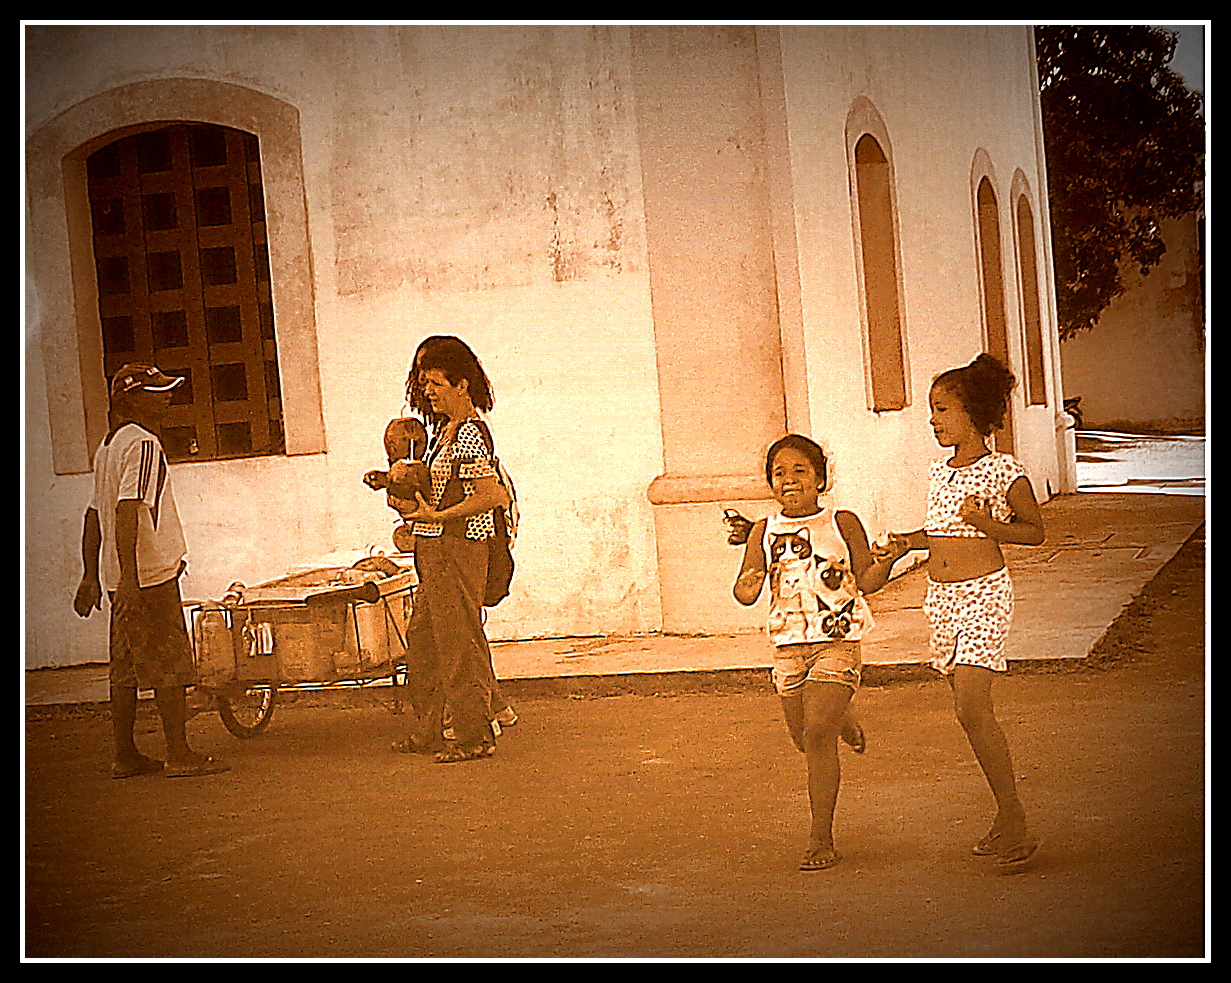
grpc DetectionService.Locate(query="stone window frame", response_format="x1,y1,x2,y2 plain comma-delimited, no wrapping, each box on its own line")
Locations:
1010,169,1050,407
27,78,325,475
969,152,1017,454
844,96,911,414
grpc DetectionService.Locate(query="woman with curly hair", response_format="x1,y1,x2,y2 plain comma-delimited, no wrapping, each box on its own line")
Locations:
392,336,515,763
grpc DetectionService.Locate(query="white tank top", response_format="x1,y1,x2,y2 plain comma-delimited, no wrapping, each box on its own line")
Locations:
761,509,875,647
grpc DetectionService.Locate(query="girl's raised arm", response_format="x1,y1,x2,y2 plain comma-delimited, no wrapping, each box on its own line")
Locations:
733,518,768,606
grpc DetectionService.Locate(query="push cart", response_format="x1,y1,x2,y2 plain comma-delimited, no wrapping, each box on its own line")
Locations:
185,559,417,738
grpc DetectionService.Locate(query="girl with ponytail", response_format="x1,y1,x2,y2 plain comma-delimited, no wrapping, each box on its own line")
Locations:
879,354,1046,873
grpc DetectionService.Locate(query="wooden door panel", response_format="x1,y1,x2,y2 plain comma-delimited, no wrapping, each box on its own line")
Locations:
88,123,283,461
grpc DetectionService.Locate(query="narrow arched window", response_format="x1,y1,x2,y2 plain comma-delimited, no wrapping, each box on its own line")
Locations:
975,177,1014,452
853,134,907,411
1015,195,1047,405
976,178,1010,369
87,122,284,462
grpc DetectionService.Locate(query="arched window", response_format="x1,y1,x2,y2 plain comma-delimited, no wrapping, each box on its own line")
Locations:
1015,194,1048,405
975,176,1014,452
976,178,1010,369
853,133,907,411
87,123,283,462
28,78,324,476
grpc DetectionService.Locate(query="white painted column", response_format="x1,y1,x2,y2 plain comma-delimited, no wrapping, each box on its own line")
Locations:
629,25,786,632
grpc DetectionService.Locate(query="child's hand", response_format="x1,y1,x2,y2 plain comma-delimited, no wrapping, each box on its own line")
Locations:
723,509,753,546
959,495,992,527
364,469,389,490
874,532,911,562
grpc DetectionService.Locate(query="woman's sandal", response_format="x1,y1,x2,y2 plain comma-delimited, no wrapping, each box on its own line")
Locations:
972,830,1002,856
111,753,165,779
392,735,445,755
434,742,496,764
163,755,230,778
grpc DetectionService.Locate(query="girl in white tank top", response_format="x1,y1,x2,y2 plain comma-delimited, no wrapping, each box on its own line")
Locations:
729,435,900,872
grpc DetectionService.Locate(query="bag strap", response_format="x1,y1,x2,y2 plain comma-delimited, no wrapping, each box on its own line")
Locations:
470,419,497,468
439,419,504,538
468,420,516,543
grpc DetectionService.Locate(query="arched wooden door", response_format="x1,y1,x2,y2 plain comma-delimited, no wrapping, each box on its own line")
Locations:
87,122,283,462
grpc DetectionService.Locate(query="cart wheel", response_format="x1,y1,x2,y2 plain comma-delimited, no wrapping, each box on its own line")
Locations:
217,684,277,738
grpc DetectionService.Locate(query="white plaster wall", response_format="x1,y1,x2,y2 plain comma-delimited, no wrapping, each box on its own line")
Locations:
778,24,1066,541
25,24,664,667
24,23,1071,667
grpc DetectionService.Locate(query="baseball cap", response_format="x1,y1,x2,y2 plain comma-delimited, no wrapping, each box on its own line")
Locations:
110,363,185,397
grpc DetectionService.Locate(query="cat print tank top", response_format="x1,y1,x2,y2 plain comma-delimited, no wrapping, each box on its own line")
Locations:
762,509,875,647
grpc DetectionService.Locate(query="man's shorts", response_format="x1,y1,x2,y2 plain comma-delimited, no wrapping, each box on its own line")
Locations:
924,566,1014,675
771,641,862,695
108,575,198,691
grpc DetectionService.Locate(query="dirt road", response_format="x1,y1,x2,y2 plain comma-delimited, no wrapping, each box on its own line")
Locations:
24,528,1206,960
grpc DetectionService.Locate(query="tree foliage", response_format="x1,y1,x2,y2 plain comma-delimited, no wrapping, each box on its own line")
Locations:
1035,26,1204,339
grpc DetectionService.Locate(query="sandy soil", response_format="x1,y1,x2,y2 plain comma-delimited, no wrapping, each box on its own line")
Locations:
24,527,1206,960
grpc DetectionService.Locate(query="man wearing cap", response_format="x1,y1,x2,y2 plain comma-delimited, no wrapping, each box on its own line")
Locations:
73,363,229,779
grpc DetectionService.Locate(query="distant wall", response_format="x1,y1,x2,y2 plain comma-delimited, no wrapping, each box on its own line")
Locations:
1060,212,1205,433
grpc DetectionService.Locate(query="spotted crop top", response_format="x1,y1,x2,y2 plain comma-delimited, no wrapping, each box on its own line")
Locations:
925,452,1029,538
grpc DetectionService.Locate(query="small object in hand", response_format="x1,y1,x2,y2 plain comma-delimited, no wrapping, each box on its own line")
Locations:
960,495,988,522
723,508,753,546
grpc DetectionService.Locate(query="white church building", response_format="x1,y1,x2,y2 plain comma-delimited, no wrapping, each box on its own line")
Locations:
24,24,1076,668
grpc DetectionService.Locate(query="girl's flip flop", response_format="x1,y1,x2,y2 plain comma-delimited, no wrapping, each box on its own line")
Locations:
799,847,842,872
164,755,231,778
995,836,1041,874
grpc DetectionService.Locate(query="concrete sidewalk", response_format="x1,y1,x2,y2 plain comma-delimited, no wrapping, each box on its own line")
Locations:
24,492,1205,706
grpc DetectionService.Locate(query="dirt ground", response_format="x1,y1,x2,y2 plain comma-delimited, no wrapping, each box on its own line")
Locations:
24,526,1207,961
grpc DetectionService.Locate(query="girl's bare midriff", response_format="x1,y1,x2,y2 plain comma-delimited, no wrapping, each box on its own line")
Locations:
926,535,1005,582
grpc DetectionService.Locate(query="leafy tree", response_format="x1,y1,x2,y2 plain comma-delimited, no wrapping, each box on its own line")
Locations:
1035,25,1204,339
